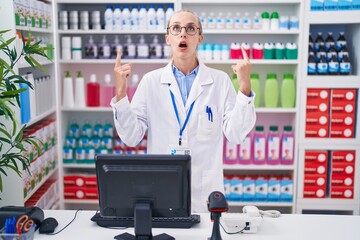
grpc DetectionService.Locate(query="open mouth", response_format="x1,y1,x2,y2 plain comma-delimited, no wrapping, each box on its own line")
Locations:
179,42,188,49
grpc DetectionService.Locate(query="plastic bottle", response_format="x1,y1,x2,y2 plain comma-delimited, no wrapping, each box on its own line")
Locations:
63,71,74,108
197,44,205,60
242,12,251,29
309,33,314,49
130,5,139,30
325,32,335,51
238,134,252,165
123,35,136,58
232,73,239,92
328,52,339,75
270,12,279,30
26,72,36,119
137,35,149,58
98,36,111,59
252,42,264,59
139,5,147,30
275,42,285,60
205,43,213,61
264,42,275,59
84,35,98,59
150,35,162,59
85,144,96,164
264,73,279,108
339,52,351,75
101,74,115,106
113,5,122,30
338,44,349,61
281,73,296,108
111,35,123,59
147,4,156,30
253,12,262,29
308,52,317,75
336,32,347,51
127,74,139,102
80,11,89,30
104,5,113,30
317,52,328,75
234,12,242,29
279,16,289,30
163,42,172,59
281,126,294,165
250,73,261,108
86,74,100,107
75,145,86,164
156,5,165,30
221,44,229,60
200,12,208,29
94,121,104,137
82,121,92,138
165,4,174,28
267,126,281,165
91,11,101,30
122,5,131,30
327,43,337,62
225,12,233,29
216,12,225,29
213,44,221,60
104,121,114,137
208,12,216,29
253,126,266,165
74,71,86,107
19,82,31,124
285,42,298,60
261,12,270,30
314,32,324,52
69,121,80,138
316,44,326,62
69,11,78,30
223,139,238,165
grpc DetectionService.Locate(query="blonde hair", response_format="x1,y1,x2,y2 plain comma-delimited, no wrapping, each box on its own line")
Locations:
166,9,203,35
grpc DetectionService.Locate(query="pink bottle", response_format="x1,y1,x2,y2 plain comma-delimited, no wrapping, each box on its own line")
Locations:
101,74,115,106
223,139,239,165
281,126,294,165
267,126,281,165
126,74,139,102
252,42,264,59
240,42,251,59
230,42,241,59
238,133,252,165
253,126,266,165
86,74,100,107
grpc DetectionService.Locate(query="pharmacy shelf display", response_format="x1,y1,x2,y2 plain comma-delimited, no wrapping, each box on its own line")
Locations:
0,0,60,209
296,1,360,215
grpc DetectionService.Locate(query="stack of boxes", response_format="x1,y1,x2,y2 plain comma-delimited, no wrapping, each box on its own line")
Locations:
63,174,98,200
303,151,328,198
306,89,330,138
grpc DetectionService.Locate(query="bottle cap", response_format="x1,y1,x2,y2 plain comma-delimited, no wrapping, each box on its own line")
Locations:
221,44,229,50
152,35,158,44
132,74,139,85
271,12,279,19
261,12,270,19
72,37,82,48
270,126,278,131
283,73,294,79
105,74,111,83
250,73,259,79
139,35,145,44
255,126,264,131
267,73,277,79
77,71,83,78
284,126,292,131
90,74,97,83
65,71,71,78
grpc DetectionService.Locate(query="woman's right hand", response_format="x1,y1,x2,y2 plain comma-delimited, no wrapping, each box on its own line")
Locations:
114,48,132,101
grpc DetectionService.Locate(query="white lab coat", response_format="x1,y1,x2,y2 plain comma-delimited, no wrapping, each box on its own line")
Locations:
111,60,256,213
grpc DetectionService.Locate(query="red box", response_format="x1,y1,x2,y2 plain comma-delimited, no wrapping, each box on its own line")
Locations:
307,89,330,100
306,112,329,125
306,98,329,113
332,89,357,102
304,162,328,175
330,186,353,199
331,175,354,187
332,162,355,176
305,124,329,138
331,151,356,164
331,101,355,114
304,174,327,187
331,113,355,126
85,175,97,188
305,151,328,164
64,175,86,187
330,125,355,138
85,188,98,199
64,186,86,200
303,185,326,198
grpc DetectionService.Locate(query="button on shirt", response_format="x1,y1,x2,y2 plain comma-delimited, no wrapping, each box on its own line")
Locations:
172,64,199,106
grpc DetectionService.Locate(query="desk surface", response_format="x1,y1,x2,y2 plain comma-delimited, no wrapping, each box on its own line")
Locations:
34,210,360,240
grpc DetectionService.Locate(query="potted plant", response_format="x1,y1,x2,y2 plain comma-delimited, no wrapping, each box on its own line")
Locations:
0,29,51,192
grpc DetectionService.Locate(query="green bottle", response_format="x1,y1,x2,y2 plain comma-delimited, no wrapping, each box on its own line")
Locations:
250,73,261,108
264,73,279,108
281,73,296,108
82,121,92,138
232,74,239,92
85,145,95,164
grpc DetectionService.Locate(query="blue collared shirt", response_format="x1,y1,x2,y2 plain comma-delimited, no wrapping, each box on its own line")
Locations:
172,64,199,106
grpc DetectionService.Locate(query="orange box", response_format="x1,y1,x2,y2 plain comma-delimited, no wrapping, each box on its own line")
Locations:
331,151,356,164
330,186,353,199
330,125,355,138
304,162,328,175
306,98,329,113
331,101,355,114
307,89,330,100
305,151,328,164
332,162,355,176
303,185,327,198
331,113,355,126
331,89,357,102
306,112,329,125
331,174,354,187
304,174,327,187
305,124,329,138
64,186,86,200
63,175,86,187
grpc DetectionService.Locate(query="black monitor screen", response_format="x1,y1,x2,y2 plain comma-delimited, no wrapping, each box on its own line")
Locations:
95,154,191,219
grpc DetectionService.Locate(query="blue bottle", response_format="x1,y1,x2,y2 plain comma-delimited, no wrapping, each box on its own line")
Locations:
20,82,31,124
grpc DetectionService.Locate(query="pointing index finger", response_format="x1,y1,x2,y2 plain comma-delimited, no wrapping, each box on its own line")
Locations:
241,47,250,62
115,48,122,67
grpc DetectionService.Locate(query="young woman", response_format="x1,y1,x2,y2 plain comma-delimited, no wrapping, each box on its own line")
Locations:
111,10,256,213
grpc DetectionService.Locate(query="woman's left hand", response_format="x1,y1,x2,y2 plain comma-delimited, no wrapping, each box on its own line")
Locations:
231,48,252,97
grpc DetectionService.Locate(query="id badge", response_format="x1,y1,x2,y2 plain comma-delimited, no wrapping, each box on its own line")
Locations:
169,143,191,155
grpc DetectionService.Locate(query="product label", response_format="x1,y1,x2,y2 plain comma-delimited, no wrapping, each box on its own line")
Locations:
317,62,328,74
254,137,265,162
281,137,294,160
76,148,85,160
328,62,339,73
85,148,95,160
63,148,73,160
268,136,280,160
340,62,351,73
311,0,325,11
239,137,251,160
308,63,316,74
225,141,237,161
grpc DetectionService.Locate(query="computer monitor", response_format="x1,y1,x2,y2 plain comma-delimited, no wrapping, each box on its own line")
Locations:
95,154,191,240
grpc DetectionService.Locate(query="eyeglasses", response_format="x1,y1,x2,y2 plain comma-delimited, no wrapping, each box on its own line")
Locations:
167,24,201,36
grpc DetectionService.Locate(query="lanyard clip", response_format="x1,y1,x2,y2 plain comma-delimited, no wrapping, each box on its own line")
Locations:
179,137,182,146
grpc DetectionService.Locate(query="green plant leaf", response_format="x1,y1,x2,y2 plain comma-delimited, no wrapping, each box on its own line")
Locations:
0,64,3,85
0,125,11,139
0,58,15,76
0,137,11,145
24,55,36,68
2,88,25,97
28,56,47,73
0,29,11,34
12,117,17,137
14,124,26,143
0,37,15,50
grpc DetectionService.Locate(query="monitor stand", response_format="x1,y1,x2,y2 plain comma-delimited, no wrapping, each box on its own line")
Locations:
114,202,175,240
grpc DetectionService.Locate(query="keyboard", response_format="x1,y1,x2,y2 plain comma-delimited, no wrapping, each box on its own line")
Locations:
91,212,200,229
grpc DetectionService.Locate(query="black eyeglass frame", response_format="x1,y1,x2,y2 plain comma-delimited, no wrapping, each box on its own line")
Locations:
166,25,201,36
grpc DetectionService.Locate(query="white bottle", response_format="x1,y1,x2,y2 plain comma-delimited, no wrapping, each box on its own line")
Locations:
98,36,111,59
253,12,262,30
216,12,225,29
137,35,149,58
150,35,162,58
130,5,139,30
156,5,165,30
63,71,74,108
124,35,136,58
74,71,86,107
139,5,147,30
221,44,229,60
122,5,131,30
165,5,174,28
113,5,122,30
26,72,37,119
243,12,251,29
200,12,207,29
208,12,216,29
225,12,233,29
163,43,172,58
147,4,156,30
213,44,221,60
205,44,213,61
104,5,113,30
91,11,101,30
234,12,242,29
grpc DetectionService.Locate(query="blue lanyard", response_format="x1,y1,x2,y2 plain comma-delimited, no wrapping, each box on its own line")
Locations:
169,89,195,146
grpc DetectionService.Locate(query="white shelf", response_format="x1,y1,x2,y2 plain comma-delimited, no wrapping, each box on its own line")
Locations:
59,59,169,64
63,164,95,169
304,76,360,88
24,166,58,202
26,107,56,128
297,199,360,210
62,107,112,112
299,140,360,150
205,60,299,65
18,59,54,69
223,165,295,171
228,201,293,207
57,0,172,3
256,108,297,113
307,10,360,24
15,26,53,34
64,199,98,204
58,29,165,34
203,29,300,35
181,0,301,4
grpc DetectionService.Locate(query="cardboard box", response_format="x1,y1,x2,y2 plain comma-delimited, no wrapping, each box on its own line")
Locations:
331,151,356,163
305,124,329,138
331,101,355,114
307,88,330,100
303,185,327,198
304,174,327,187
330,186,353,199
332,89,356,102
305,151,328,163
331,174,354,187
330,125,355,138
242,179,255,201
268,178,281,201
332,162,355,176
64,175,86,187
280,179,293,202
306,112,329,125
306,98,329,113
330,113,355,126
255,179,268,201
304,162,328,175
229,177,243,201
64,186,86,199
